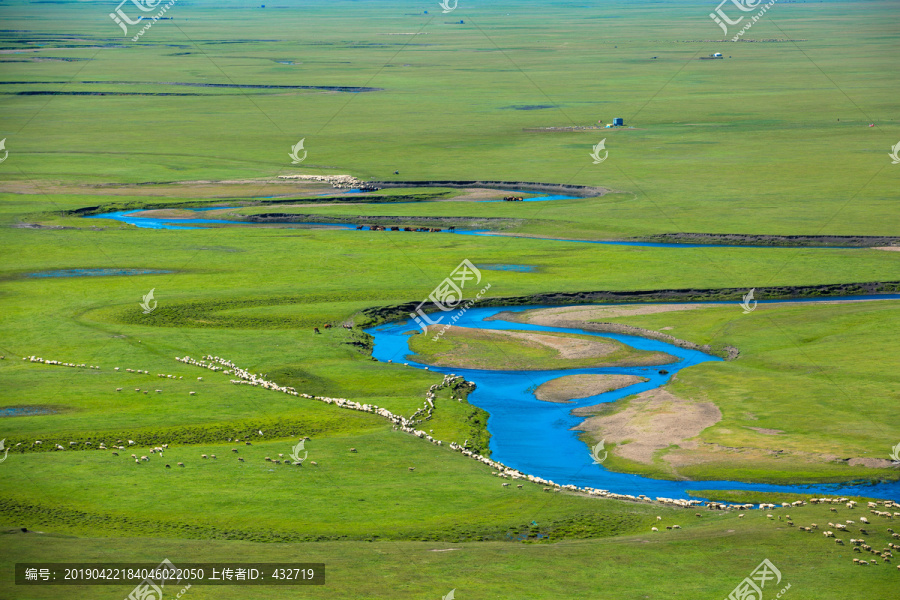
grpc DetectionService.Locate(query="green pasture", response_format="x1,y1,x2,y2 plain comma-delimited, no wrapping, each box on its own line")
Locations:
0,0,897,237
3,498,900,599
409,326,674,370
1,0,899,597
554,299,900,483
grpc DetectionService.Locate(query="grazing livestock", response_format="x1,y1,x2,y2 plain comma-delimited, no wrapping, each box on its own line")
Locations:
238,457,244,462
165,464,171,468
189,391,196,396
201,454,208,459
177,462,184,467
211,454,216,459
349,448,357,453
651,527,658,532
310,461,317,466
112,452,118,456
232,448,238,453
408,467,415,471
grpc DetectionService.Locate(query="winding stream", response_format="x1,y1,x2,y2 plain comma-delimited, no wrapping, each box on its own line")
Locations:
82,209,900,500
367,302,900,501
86,209,850,249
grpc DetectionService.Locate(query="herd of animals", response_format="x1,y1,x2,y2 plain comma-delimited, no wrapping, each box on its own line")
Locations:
15,352,900,573
354,225,454,232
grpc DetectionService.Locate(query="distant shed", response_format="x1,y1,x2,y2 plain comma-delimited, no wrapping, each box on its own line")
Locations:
613,117,624,126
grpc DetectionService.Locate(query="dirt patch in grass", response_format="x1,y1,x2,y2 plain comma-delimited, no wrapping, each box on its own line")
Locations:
535,374,647,403
574,389,721,465
507,304,712,323
495,329,618,359
409,326,673,371
443,188,511,202
847,457,895,468
744,426,783,435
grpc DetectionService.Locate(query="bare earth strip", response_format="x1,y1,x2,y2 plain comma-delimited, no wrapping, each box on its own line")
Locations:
493,329,617,359
514,304,712,322
490,305,737,359
573,389,722,465
534,374,648,403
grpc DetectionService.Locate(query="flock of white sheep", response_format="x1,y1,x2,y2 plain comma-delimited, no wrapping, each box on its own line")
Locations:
19,352,900,533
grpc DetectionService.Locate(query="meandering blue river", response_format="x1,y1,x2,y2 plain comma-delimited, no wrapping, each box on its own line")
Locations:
367,303,900,502
83,208,900,501
86,209,852,249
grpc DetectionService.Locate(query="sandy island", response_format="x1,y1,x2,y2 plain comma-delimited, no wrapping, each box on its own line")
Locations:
534,374,647,403
573,388,722,465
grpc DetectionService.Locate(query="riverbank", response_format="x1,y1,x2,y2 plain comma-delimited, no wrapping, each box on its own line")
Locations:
407,326,675,371
357,281,900,337
535,374,647,403
629,233,900,248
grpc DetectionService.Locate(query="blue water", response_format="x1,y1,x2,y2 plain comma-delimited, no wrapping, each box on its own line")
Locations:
366,303,900,502
85,210,858,250
0,406,57,417
485,190,582,203
26,268,173,278
476,264,537,273
85,209,248,230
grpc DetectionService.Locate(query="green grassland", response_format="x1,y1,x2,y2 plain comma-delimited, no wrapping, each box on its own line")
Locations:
1,0,898,237
557,300,900,483
408,326,674,370
1,0,899,597
3,498,900,599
